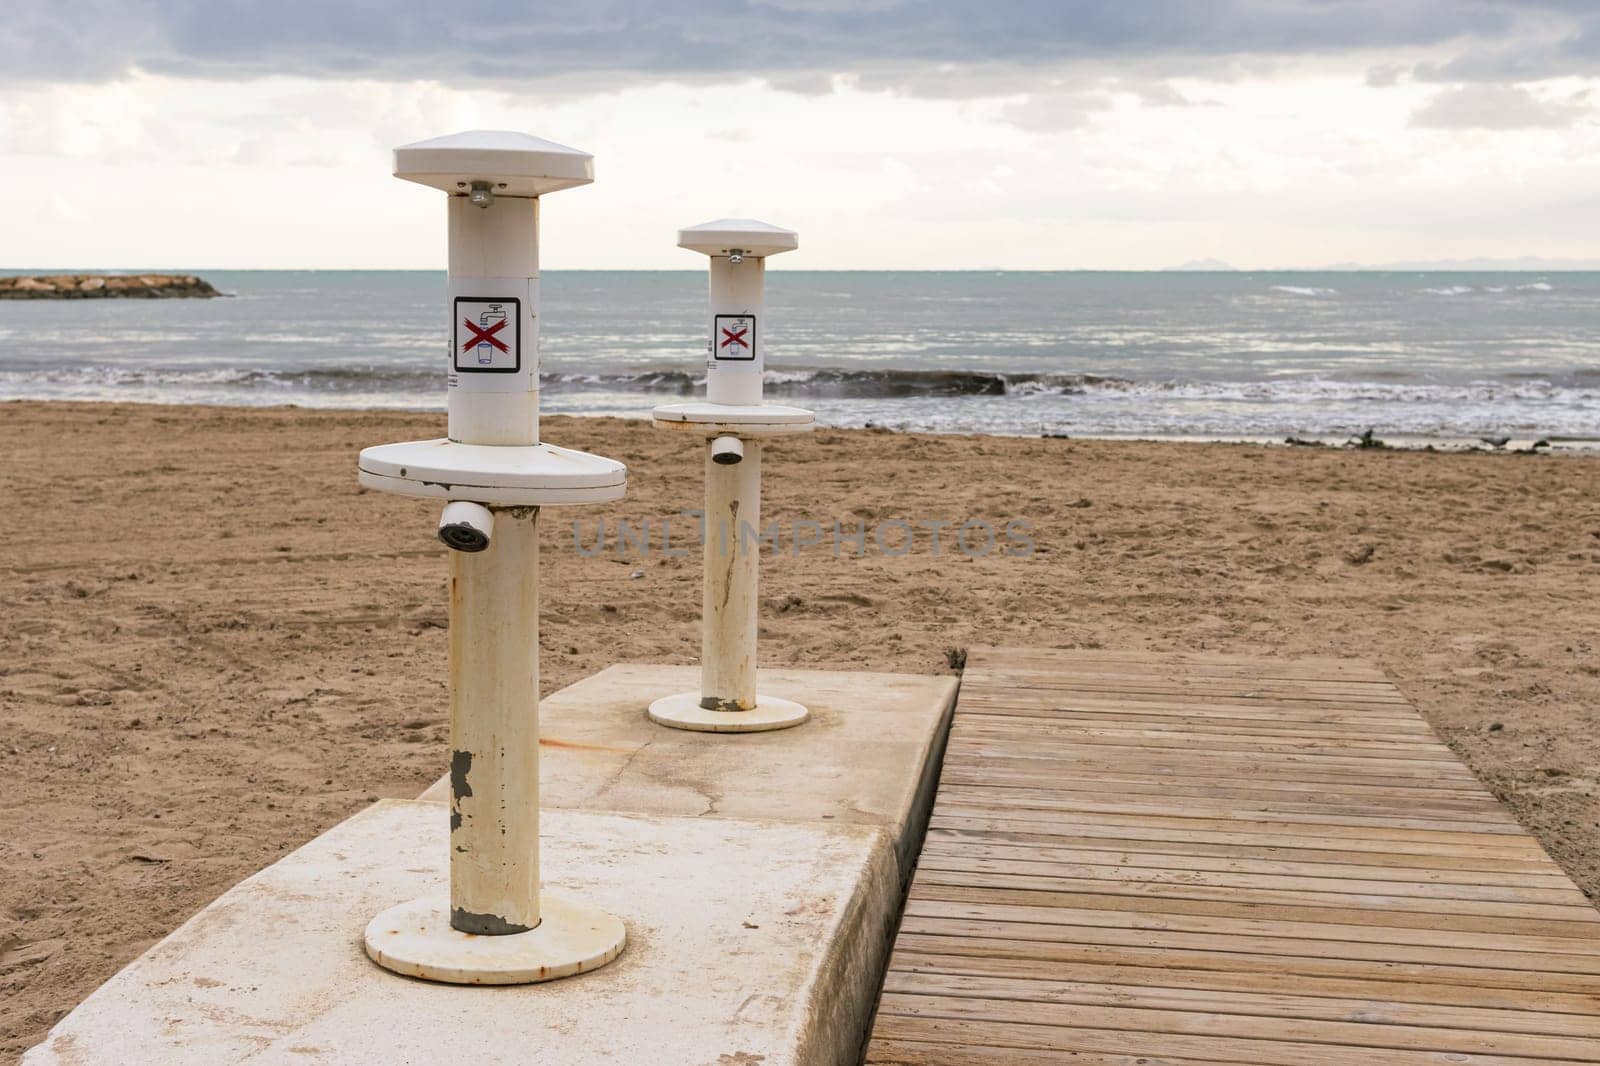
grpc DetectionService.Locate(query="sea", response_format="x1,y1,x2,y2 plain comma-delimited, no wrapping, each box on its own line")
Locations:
2,270,1597,443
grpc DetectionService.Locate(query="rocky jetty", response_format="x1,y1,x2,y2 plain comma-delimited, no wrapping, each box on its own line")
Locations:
0,273,222,299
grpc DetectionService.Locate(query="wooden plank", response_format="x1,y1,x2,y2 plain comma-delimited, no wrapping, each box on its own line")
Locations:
934,781,1513,820
892,929,1600,994
952,708,1440,736
869,1006,1600,1065
964,672,1407,700
937,744,1486,779
915,839,1578,888
927,814,1550,861
966,646,1392,681
867,1037,1202,1065
912,853,1591,907
881,969,1600,1039
908,880,1600,937
934,777,1503,817
951,720,1458,751
900,900,1600,961
924,826,1566,875
946,727,1465,759
867,1014,1600,1066
934,780,1515,821
887,949,1600,1016
866,647,1600,1064
928,805,1540,844
874,993,1600,1060
962,684,1414,708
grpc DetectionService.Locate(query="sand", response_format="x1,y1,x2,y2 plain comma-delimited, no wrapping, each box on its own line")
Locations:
3,399,1599,1060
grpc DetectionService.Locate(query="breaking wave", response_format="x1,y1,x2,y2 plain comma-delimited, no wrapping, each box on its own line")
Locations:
66,363,1588,404
0,363,1144,400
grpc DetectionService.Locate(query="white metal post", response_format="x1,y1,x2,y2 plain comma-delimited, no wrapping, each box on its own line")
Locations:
446,194,539,445
358,130,626,985
705,256,765,406
448,508,541,933
701,441,761,710
649,219,814,733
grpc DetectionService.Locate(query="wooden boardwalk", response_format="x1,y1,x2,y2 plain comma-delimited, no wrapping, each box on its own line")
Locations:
865,647,1600,1065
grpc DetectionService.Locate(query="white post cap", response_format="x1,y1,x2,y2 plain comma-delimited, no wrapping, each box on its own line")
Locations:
678,218,798,258
394,130,594,197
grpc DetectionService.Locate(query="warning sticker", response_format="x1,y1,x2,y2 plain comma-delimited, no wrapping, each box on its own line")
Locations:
454,297,521,373
713,313,755,361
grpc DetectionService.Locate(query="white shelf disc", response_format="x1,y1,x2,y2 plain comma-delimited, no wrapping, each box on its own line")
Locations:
652,402,815,438
358,439,626,505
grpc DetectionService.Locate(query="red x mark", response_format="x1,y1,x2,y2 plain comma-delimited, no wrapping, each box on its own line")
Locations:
720,326,749,351
462,317,509,353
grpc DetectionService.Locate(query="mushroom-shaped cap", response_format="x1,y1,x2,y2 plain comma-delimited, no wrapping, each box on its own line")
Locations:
394,130,593,197
677,218,798,258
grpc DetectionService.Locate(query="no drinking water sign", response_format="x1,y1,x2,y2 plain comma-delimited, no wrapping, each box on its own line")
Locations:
713,313,755,361
454,297,521,373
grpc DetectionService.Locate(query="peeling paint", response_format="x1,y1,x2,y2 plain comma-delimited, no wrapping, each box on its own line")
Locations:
450,749,474,800
450,749,472,831
450,907,534,936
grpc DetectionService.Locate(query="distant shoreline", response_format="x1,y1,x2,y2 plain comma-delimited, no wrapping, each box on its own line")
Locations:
0,273,221,299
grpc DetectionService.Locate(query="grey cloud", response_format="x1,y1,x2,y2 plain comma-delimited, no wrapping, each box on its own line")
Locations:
1365,63,1407,87
1000,90,1114,132
994,77,1209,134
1413,3,1600,82
0,1,1592,92
1127,81,1208,107
1410,83,1594,128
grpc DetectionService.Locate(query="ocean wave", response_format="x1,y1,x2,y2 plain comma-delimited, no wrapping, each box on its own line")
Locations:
1270,285,1338,297
1422,286,1474,296
5,362,1597,408
0,363,1144,400
0,364,443,393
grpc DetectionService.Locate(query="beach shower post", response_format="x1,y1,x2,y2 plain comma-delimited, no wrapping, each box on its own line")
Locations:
650,219,815,732
355,131,627,984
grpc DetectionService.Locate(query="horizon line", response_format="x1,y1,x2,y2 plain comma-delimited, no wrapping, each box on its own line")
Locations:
6,265,1600,274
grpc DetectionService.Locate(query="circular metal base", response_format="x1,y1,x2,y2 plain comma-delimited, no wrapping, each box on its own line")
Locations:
364,894,625,985
647,691,810,733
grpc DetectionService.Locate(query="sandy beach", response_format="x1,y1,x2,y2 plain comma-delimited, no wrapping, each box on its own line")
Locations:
3,399,1599,1059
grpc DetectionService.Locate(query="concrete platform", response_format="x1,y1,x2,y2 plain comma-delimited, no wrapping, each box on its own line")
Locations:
26,665,955,1064
25,800,897,1066
420,664,956,885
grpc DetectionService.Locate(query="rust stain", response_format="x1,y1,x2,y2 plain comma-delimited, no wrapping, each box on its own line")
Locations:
539,736,635,754
717,501,739,612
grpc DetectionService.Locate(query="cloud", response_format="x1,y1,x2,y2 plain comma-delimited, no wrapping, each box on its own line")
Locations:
1365,63,1407,87
1127,80,1211,107
1410,83,1594,128
0,0,1571,96
1415,5,1600,83
1000,90,1114,132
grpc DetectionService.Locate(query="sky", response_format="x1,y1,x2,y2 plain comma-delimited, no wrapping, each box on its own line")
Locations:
3,1,1600,270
